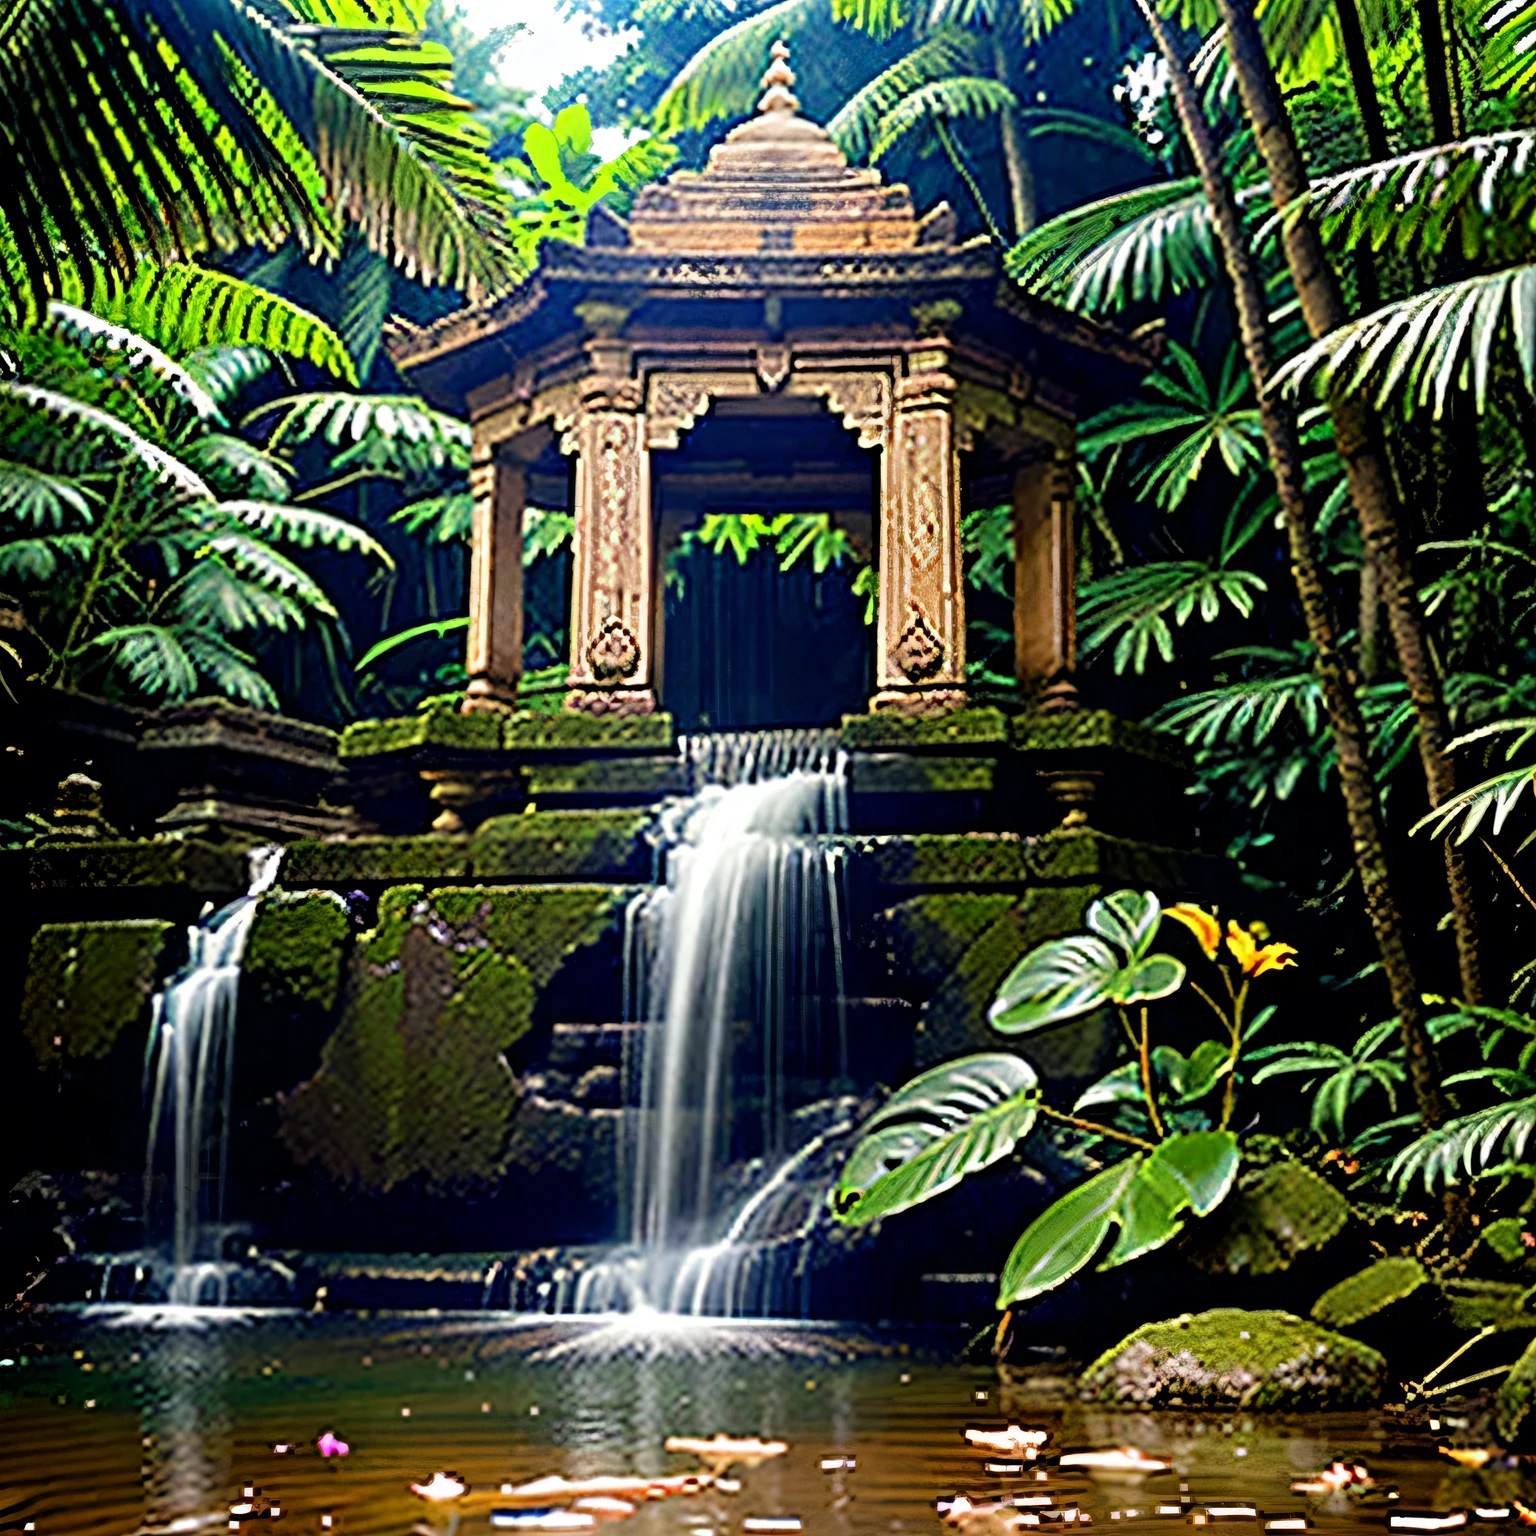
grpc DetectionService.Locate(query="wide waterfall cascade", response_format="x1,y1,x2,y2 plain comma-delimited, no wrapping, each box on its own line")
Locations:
143,845,283,1300
513,728,855,1318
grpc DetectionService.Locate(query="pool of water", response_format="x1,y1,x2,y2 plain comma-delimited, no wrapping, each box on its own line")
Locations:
0,1311,1507,1536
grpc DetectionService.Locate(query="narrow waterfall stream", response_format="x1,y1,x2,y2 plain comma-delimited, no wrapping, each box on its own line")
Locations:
142,845,284,1305
513,729,855,1317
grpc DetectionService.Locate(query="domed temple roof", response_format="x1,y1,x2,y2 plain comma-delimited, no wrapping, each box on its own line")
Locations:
624,42,927,255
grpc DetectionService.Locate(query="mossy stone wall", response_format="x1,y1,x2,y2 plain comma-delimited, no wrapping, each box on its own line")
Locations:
279,884,620,1193
21,920,173,1066
243,892,351,1017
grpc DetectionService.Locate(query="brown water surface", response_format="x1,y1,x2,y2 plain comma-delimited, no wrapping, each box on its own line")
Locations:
0,1312,1501,1536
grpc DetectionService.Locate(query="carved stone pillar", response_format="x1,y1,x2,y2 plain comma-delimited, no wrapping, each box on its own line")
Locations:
873,363,967,714
1011,444,1076,687
564,388,654,716
462,453,526,714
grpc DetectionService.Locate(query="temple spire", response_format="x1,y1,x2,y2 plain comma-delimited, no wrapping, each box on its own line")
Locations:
756,39,800,115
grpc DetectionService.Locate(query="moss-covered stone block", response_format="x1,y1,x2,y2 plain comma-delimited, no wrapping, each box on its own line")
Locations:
525,757,687,798
849,755,996,795
502,712,675,753
283,835,470,886
841,707,1009,751
339,710,502,760
21,920,173,1066
243,892,350,1016
472,810,652,881
280,884,619,1193
857,833,1029,890
1,839,255,895
504,1094,620,1208
881,894,1017,990
913,886,1100,1069
1080,1308,1388,1409
1022,830,1209,891
1012,707,1188,768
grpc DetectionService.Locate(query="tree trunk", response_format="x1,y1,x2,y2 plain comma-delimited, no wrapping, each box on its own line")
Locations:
1215,0,1485,1011
994,38,1036,237
1132,0,1447,1129
1334,0,1390,161
1414,0,1462,142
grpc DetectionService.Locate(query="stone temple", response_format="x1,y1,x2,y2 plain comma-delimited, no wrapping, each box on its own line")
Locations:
388,42,1148,726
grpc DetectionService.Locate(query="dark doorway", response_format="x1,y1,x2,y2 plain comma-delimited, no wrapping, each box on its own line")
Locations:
655,401,876,731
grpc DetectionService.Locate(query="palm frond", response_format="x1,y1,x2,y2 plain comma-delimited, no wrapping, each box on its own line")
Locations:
177,627,281,707
222,499,394,566
184,435,295,501
1149,663,1323,748
1273,264,1536,417
85,264,356,383
85,624,201,701
652,0,827,136
392,489,473,541
1006,180,1217,316
0,383,214,498
826,29,977,163
1484,0,1536,96
829,0,907,41
1291,130,1536,265
1079,561,1267,674
43,305,225,421
869,77,1018,161
0,533,93,581
1391,1095,1536,1192
1412,760,1536,841
196,533,336,614
252,391,470,467
181,346,279,405
0,460,95,528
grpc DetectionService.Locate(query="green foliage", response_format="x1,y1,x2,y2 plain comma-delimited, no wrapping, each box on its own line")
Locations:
831,1054,1040,1224
1498,1334,1536,1441
1391,1092,1536,1192
1311,1257,1427,1327
1248,1021,1407,1139
1079,560,1266,674
1413,716,1536,841
1184,1158,1350,1274
989,888,1185,1033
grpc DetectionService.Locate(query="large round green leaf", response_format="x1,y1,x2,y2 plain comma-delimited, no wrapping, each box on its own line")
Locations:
831,1053,1039,1226
997,1157,1142,1305
988,933,1122,1033
1099,1130,1239,1270
1087,889,1163,962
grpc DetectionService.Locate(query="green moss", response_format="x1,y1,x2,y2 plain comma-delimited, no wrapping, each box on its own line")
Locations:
504,1095,620,1207
858,833,1029,890
2,839,254,895
881,894,1016,988
503,712,675,752
1012,707,1187,767
525,757,687,798
1022,829,1203,889
1080,1308,1388,1409
339,711,501,760
841,707,1009,751
472,810,652,881
243,892,350,1015
21,920,172,1066
283,836,470,886
849,756,996,794
914,886,1099,1069
280,884,619,1193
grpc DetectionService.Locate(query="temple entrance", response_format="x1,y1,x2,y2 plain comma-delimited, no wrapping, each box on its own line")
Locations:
655,400,876,731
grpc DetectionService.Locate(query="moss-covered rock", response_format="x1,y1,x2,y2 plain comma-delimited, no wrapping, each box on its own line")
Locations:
472,810,652,881
503,712,674,752
1080,1308,1387,1410
279,884,619,1193
857,833,1029,889
283,835,470,886
21,920,173,1066
243,892,350,1016
842,707,1009,751
503,1094,621,1208
849,755,996,794
340,710,502,760
0,839,255,896
913,886,1101,1070
881,894,1017,989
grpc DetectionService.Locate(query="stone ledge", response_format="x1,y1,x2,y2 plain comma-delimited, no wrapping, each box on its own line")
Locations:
840,707,1009,751
0,838,259,896
848,754,995,795
1012,707,1188,769
340,709,676,762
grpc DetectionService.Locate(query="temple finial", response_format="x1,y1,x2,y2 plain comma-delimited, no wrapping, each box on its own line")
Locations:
757,39,800,115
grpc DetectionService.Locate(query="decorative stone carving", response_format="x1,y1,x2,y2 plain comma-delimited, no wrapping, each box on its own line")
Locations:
755,344,792,391
587,615,641,681
891,605,945,680
786,371,891,448
565,409,655,715
644,372,759,449
564,688,657,718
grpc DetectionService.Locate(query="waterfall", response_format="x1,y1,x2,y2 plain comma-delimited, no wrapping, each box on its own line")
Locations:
512,729,853,1318
143,845,283,1300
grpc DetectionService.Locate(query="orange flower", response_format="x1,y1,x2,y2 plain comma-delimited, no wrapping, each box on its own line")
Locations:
1165,903,1221,959
1226,920,1298,978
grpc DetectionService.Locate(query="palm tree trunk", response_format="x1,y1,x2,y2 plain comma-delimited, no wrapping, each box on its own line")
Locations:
1132,0,1446,1129
1414,0,1462,142
993,38,1036,237
1335,0,1390,161
1214,0,1485,1012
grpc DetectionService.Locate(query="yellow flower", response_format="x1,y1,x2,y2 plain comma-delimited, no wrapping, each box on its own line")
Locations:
1226,920,1298,978
1165,902,1221,959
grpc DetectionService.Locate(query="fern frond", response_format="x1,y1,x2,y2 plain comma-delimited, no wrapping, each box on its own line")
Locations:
1412,761,1536,841
251,392,471,467
1485,0,1536,97
221,499,394,566
85,624,201,700
181,347,278,405
1007,180,1216,316
1273,264,1536,417
652,0,826,136
184,435,295,501
1391,1095,1536,1191
1150,664,1323,748
0,533,94,581
177,627,281,707
0,460,95,528
826,30,977,162
1079,561,1267,674
44,305,224,421
869,77,1017,161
